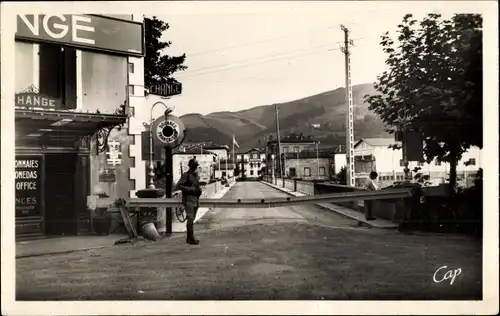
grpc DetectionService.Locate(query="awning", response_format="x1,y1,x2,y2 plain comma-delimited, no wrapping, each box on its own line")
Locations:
15,108,127,147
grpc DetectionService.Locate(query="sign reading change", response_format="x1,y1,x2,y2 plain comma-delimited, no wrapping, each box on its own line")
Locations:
15,156,42,218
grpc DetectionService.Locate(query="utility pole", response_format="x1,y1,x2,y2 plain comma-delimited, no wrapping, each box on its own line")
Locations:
340,24,355,187
274,104,283,178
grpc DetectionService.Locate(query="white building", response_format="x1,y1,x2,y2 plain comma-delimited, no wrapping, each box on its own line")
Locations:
203,145,235,179
236,148,266,179
13,14,146,238
353,138,483,187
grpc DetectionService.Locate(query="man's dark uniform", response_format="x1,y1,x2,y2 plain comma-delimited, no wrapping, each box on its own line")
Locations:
175,159,202,245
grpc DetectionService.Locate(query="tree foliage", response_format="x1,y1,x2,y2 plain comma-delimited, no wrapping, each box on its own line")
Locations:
364,13,482,187
144,16,187,88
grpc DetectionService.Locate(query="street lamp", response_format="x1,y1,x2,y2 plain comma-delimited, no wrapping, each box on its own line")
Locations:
147,101,173,189
271,154,275,183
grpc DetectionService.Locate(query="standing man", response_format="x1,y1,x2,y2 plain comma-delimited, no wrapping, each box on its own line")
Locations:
175,158,202,245
364,171,379,220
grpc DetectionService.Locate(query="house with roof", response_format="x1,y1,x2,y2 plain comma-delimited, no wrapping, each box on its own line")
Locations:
236,148,266,179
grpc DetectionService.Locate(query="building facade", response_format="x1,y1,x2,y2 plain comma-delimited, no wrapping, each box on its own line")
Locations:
265,136,317,177
236,148,266,179
282,152,334,180
14,14,145,239
354,138,483,188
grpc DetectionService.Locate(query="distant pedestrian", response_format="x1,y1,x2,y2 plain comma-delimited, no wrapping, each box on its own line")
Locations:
364,171,379,220
175,158,203,245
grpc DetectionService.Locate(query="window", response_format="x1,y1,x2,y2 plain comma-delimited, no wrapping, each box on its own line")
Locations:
435,159,441,166
294,146,300,152
39,43,77,109
128,62,135,73
469,158,476,166
304,167,311,177
283,147,289,153
289,168,296,177
250,170,254,176
399,159,405,167
222,172,226,177
319,167,326,176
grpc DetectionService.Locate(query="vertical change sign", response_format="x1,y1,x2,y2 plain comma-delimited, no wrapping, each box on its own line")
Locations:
15,156,42,217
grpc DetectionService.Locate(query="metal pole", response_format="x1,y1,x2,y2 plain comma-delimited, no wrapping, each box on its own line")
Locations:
164,146,173,236
274,104,283,178
341,25,355,187
316,141,320,179
147,101,170,189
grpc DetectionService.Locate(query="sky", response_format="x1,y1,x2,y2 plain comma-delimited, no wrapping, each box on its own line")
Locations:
147,1,485,117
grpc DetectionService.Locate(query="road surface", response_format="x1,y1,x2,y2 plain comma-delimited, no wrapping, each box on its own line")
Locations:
16,182,482,300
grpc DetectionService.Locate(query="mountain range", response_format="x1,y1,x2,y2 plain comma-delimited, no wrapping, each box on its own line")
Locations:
180,83,390,152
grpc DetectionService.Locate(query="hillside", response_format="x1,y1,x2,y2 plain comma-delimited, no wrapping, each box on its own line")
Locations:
180,83,390,152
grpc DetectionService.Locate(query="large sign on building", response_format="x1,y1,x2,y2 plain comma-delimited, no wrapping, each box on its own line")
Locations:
16,14,144,57
15,156,43,218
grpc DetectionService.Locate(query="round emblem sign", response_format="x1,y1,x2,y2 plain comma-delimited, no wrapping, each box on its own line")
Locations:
151,114,186,149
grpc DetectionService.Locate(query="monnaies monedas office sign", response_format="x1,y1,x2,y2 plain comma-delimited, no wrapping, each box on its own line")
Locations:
16,14,144,57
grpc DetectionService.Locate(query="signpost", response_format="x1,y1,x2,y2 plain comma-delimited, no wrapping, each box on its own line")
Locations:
148,82,182,98
151,112,186,235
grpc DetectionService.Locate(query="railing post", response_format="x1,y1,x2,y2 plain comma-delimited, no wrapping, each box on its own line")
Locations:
294,179,297,192
282,177,285,188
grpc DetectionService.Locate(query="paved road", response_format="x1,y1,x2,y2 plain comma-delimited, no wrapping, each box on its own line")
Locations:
197,181,362,231
16,182,482,300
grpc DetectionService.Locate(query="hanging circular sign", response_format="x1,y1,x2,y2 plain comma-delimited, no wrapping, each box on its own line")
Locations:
151,114,186,149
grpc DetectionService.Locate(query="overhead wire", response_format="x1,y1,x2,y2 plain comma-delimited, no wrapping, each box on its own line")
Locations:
178,39,362,76
184,7,382,58
177,40,369,79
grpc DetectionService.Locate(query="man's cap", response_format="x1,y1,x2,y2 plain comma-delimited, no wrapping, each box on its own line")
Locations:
188,158,199,167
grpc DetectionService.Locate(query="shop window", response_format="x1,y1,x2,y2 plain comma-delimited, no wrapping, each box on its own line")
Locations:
39,43,76,109
319,167,326,176
304,167,311,177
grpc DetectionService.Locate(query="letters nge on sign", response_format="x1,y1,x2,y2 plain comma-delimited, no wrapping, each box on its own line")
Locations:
18,15,95,45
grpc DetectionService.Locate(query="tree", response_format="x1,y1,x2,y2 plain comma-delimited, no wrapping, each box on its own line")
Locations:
144,16,187,88
336,166,347,185
364,13,482,188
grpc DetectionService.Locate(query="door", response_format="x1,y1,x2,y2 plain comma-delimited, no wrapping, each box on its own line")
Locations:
44,153,77,235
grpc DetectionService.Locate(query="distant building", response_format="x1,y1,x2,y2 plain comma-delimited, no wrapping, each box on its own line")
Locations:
282,151,334,180
265,134,317,176
203,145,235,179
236,148,266,179
353,138,483,188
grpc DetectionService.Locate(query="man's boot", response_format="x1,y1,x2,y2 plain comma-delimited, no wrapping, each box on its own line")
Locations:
186,222,199,245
